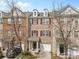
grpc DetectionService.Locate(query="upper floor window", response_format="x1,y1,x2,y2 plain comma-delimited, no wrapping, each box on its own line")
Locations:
31,30,38,36
40,30,51,37
33,9,38,17
74,31,78,38
43,9,49,17
8,18,11,24
0,18,3,24
18,16,22,24
41,18,50,24
0,12,2,17
32,18,38,24
8,17,16,24
74,18,78,27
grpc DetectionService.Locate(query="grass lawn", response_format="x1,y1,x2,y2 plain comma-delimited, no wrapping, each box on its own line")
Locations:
23,55,36,59
16,52,37,59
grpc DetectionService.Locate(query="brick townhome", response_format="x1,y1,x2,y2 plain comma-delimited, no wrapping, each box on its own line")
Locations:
0,5,79,57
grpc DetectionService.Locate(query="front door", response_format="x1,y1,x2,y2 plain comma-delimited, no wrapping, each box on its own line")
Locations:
33,41,37,51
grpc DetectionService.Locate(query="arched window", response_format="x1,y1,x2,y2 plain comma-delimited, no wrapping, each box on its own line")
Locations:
33,9,38,17
43,9,49,17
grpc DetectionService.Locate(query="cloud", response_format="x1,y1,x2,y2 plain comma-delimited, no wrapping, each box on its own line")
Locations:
0,0,7,11
16,1,31,11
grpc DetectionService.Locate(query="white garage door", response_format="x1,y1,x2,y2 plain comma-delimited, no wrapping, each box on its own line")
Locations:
42,44,51,52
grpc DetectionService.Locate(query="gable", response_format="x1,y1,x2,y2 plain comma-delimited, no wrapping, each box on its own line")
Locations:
60,6,79,15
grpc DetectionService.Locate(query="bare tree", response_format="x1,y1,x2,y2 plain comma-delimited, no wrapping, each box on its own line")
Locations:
50,3,79,59
4,0,26,51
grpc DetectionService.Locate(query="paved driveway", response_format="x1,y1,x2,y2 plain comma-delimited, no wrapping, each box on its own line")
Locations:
37,51,51,59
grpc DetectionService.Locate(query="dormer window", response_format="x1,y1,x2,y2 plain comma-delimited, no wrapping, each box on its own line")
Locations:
33,9,38,17
43,9,49,17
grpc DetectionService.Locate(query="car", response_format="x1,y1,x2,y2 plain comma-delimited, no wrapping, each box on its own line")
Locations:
6,47,21,58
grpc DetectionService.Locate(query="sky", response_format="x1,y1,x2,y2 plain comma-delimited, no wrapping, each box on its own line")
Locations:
0,0,79,12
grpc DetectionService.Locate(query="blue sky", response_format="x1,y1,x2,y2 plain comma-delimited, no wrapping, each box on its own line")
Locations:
0,0,79,12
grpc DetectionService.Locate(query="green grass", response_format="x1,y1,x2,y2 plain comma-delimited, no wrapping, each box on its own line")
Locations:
16,52,37,59
23,55,36,59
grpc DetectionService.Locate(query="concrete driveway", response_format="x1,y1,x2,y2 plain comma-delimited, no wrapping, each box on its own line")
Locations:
37,51,51,59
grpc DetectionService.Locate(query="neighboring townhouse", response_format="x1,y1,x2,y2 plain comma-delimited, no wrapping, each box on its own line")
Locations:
0,11,3,48
0,5,79,58
2,8,27,50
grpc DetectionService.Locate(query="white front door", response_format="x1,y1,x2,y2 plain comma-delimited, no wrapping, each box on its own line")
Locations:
42,44,51,52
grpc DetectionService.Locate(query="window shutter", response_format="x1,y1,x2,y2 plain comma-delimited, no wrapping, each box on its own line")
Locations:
40,31,42,36
41,18,42,24
49,31,51,37
37,31,38,36
37,19,38,24
32,31,33,36
49,18,51,24
32,19,33,24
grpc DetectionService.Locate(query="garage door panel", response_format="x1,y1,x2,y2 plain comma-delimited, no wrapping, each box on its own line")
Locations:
42,44,51,52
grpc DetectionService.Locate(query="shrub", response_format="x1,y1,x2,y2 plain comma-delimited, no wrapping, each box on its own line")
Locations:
22,51,33,56
0,47,3,58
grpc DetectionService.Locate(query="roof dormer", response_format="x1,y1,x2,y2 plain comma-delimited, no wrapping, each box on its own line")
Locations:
43,9,49,17
33,9,38,17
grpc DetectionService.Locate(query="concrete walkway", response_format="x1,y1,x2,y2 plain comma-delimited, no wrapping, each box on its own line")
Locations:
37,51,51,59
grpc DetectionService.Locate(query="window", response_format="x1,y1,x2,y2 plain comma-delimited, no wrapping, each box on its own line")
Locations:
8,30,16,36
32,18,38,24
33,9,38,17
56,30,62,37
8,18,11,24
31,30,38,36
18,17,22,24
8,30,12,36
59,44,64,55
0,18,3,24
41,18,49,24
75,20,78,27
74,31,78,38
43,9,48,17
40,30,51,37
8,18,15,24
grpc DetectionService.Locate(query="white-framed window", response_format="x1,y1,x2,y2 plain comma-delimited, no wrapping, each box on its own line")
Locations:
8,18,11,24
74,31,78,38
41,18,49,24
18,17,22,24
32,18,38,24
33,9,38,17
43,9,48,17
8,30,12,36
74,18,78,27
0,12,2,17
40,30,51,37
0,18,3,24
31,30,38,36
